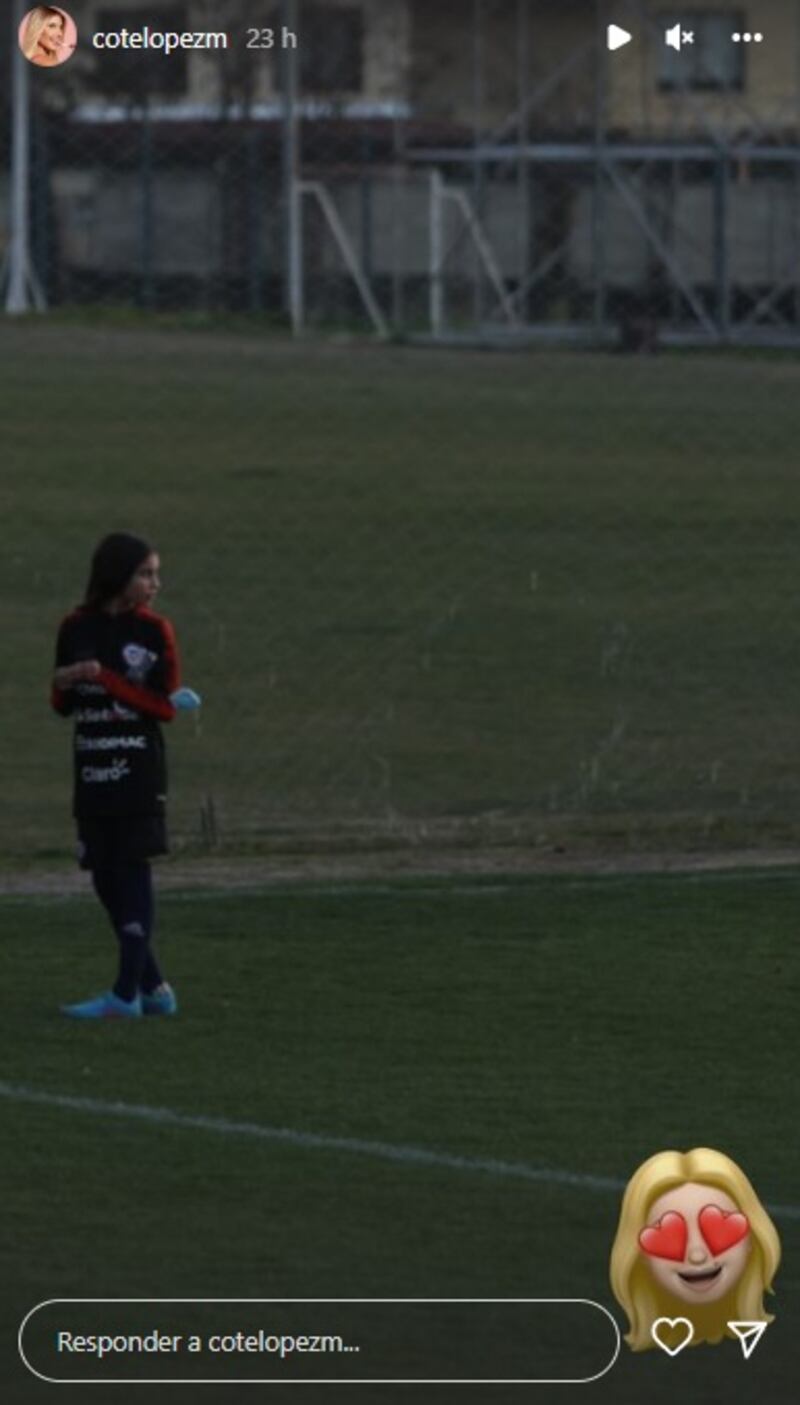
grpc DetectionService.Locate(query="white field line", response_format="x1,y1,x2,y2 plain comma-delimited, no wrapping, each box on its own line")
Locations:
1,1080,798,1222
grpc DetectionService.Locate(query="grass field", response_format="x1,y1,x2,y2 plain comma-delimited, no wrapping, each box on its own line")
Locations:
2,321,799,1402
3,322,800,862
1,870,798,1403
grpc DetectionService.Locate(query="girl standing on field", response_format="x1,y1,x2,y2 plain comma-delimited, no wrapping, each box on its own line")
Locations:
51,533,180,1018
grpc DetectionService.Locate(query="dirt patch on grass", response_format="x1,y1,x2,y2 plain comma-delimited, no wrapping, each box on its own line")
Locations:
2,846,800,898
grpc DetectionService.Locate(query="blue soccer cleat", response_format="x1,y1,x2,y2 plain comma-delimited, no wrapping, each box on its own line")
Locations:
141,983,178,1017
61,990,142,1019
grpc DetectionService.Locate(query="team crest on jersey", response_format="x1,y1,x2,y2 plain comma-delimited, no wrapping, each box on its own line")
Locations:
122,642,158,681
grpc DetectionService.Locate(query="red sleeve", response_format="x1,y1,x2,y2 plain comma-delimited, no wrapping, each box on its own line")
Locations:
159,616,181,695
96,669,177,721
96,616,181,723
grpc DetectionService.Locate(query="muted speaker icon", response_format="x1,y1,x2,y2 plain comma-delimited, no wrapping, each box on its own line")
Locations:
665,23,683,50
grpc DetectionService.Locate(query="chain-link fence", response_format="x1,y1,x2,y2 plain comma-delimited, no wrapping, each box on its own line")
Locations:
3,1,800,863
6,1,800,342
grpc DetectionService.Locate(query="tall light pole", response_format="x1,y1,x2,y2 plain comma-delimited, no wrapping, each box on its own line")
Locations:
4,0,47,313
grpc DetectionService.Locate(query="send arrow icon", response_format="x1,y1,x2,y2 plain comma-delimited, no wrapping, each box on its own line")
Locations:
728,1321,768,1360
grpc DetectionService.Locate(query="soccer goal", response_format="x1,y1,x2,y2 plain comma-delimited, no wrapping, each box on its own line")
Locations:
295,179,390,340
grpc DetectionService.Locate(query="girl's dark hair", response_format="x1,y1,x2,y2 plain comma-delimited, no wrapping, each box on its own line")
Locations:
84,532,153,609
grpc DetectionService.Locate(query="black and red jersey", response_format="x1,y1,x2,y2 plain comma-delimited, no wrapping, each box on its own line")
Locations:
52,606,180,819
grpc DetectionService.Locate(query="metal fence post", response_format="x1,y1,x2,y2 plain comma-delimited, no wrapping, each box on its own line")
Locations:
140,99,155,309
247,123,264,313
282,0,303,334
4,0,47,313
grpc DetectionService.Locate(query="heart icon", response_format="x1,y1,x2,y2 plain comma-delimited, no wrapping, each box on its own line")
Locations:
698,1204,750,1255
651,1316,695,1356
639,1211,687,1261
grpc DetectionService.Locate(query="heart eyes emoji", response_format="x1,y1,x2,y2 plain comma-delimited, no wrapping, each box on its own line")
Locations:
638,1211,687,1261
639,1205,750,1261
697,1204,750,1255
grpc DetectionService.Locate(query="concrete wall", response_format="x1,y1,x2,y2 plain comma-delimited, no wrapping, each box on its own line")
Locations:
568,173,800,288
317,174,528,277
44,159,800,292
49,168,524,280
51,167,224,274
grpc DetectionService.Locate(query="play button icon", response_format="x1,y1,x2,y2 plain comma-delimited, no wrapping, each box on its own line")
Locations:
607,23,633,50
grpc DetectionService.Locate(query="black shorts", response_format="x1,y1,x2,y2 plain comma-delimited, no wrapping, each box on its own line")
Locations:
76,815,169,871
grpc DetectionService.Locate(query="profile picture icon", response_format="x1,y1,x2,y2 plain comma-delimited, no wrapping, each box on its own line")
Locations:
19,6,77,67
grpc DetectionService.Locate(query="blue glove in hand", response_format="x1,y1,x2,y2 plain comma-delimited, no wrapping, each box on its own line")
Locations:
170,687,202,711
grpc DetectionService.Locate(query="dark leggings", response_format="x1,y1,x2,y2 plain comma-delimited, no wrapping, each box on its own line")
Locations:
91,860,164,1002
